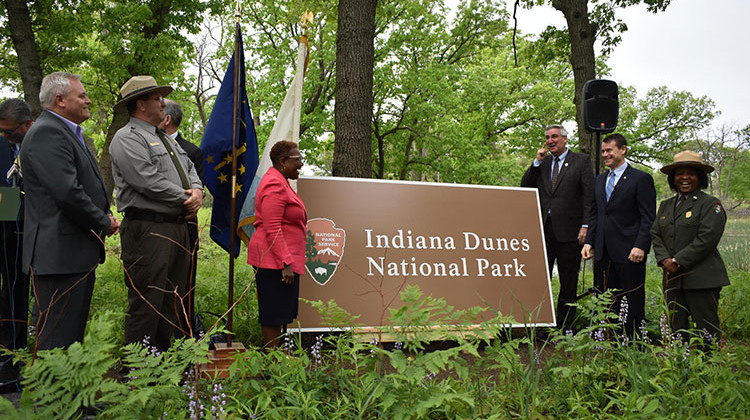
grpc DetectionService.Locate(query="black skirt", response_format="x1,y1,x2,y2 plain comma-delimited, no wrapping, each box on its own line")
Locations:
254,267,300,325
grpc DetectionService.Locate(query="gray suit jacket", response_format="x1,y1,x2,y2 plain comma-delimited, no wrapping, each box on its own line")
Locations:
521,150,594,243
20,110,111,275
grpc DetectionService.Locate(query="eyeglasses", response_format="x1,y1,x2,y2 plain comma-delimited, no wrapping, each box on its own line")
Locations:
0,122,23,138
286,155,302,162
545,134,562,140
145,96,165,104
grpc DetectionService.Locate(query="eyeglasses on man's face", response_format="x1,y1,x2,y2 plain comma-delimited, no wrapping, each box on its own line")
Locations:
0,121,23,138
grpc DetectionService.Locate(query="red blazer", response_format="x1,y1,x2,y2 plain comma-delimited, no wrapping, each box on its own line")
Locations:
247,167,308,274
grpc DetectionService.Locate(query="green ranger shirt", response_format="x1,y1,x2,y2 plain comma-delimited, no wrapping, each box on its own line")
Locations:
651,189,730,290
110,117,202,216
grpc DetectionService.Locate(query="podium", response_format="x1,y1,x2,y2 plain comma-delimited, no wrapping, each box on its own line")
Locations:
0,187,21,221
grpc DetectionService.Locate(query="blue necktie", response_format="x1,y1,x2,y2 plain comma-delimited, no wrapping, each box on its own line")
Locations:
606,171,616,202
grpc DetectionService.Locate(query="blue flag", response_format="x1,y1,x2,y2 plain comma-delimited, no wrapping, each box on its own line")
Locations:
200,28,259,257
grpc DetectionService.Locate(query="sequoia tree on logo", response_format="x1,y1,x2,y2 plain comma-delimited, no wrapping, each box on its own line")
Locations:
305,218,346,285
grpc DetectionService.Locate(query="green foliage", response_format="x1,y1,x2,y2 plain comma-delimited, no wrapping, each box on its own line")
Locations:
727,149,750,202
4,281,750,418
74,209,750,419
305,298,361,329
520,0,672,56
370,0,574,183
617,86,716,165
103,337,209,419
386,285,490,351
3,0,737,193
12,312,124,419
0,311,210,419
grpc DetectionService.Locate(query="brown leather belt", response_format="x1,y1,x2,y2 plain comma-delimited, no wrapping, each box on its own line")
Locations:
124,209,186,224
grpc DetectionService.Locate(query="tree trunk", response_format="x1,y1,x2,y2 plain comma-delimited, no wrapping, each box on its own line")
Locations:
553,0,596,163
99,0,175,201
3,0,43,117
333,0,376,178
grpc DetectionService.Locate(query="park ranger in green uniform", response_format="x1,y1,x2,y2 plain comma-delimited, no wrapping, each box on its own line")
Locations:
651,150,729,343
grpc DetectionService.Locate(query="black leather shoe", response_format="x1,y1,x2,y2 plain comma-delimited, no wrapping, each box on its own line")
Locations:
0,377,21,394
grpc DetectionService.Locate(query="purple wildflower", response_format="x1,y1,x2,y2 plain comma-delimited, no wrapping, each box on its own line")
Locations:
618,295,629,325
311,334,324,366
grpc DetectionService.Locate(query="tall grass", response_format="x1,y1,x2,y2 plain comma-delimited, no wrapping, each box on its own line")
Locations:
720,218,750,272
90,211,750,347
23,211,734,418
4,287,749,419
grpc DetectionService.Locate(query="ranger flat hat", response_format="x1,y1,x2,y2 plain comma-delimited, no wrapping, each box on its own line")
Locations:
114,75,173,109
660,150,714,174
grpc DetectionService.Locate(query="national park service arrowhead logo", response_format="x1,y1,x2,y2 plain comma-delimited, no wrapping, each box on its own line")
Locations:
305,218,346,285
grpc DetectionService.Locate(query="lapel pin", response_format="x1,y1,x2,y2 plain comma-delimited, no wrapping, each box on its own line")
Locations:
686,211,692,219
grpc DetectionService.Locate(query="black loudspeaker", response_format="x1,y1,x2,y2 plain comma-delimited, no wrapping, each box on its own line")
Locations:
582,79,618,132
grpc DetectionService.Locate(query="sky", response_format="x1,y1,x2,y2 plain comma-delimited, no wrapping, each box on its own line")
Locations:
506,0,749,127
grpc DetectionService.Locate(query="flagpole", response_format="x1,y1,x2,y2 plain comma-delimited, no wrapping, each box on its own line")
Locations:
227,7,242,347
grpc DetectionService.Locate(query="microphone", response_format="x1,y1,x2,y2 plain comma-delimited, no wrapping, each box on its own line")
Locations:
7,162,22,187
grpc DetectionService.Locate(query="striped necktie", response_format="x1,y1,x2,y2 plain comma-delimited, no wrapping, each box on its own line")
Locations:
551,157,560,187
606,171,616,202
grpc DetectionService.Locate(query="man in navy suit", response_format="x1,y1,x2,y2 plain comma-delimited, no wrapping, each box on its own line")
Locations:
582,133,655,336
21,72,120,350
0,98,32,391
521,124,594,331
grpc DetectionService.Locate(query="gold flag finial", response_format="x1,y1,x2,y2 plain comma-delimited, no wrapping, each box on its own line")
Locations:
301,11,314,31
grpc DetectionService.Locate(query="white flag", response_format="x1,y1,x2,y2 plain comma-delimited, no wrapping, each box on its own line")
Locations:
238,36,309,243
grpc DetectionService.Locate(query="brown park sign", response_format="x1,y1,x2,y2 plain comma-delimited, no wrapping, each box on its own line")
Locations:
296,176,554,331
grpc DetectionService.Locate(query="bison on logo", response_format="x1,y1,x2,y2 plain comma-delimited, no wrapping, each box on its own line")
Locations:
305,218,346,285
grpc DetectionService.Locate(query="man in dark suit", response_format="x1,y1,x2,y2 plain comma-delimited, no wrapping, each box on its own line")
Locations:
582,133,655,336
0,98,32,391
20,72,119,350
521,124,594,331
159,99,205,335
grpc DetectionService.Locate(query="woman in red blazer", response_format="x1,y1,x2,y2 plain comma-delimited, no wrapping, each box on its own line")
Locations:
247,141,306,348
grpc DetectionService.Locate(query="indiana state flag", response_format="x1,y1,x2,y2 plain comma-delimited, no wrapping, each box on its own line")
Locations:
200,28,259,257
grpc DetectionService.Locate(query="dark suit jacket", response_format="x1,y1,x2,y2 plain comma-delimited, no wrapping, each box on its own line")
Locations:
19,110,111,275
651,190,729,289
176,133,205,185
0,137,16,187
585,164,656,263
521,150,594,242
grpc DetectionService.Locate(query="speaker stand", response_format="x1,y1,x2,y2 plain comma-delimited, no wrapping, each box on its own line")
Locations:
595,131,602,176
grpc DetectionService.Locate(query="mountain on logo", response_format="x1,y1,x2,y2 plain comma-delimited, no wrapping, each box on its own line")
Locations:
315,246,340,263
317,247,340,257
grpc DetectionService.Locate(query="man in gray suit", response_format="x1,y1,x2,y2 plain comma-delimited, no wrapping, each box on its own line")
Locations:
521,124,594,331
20,72,119,350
